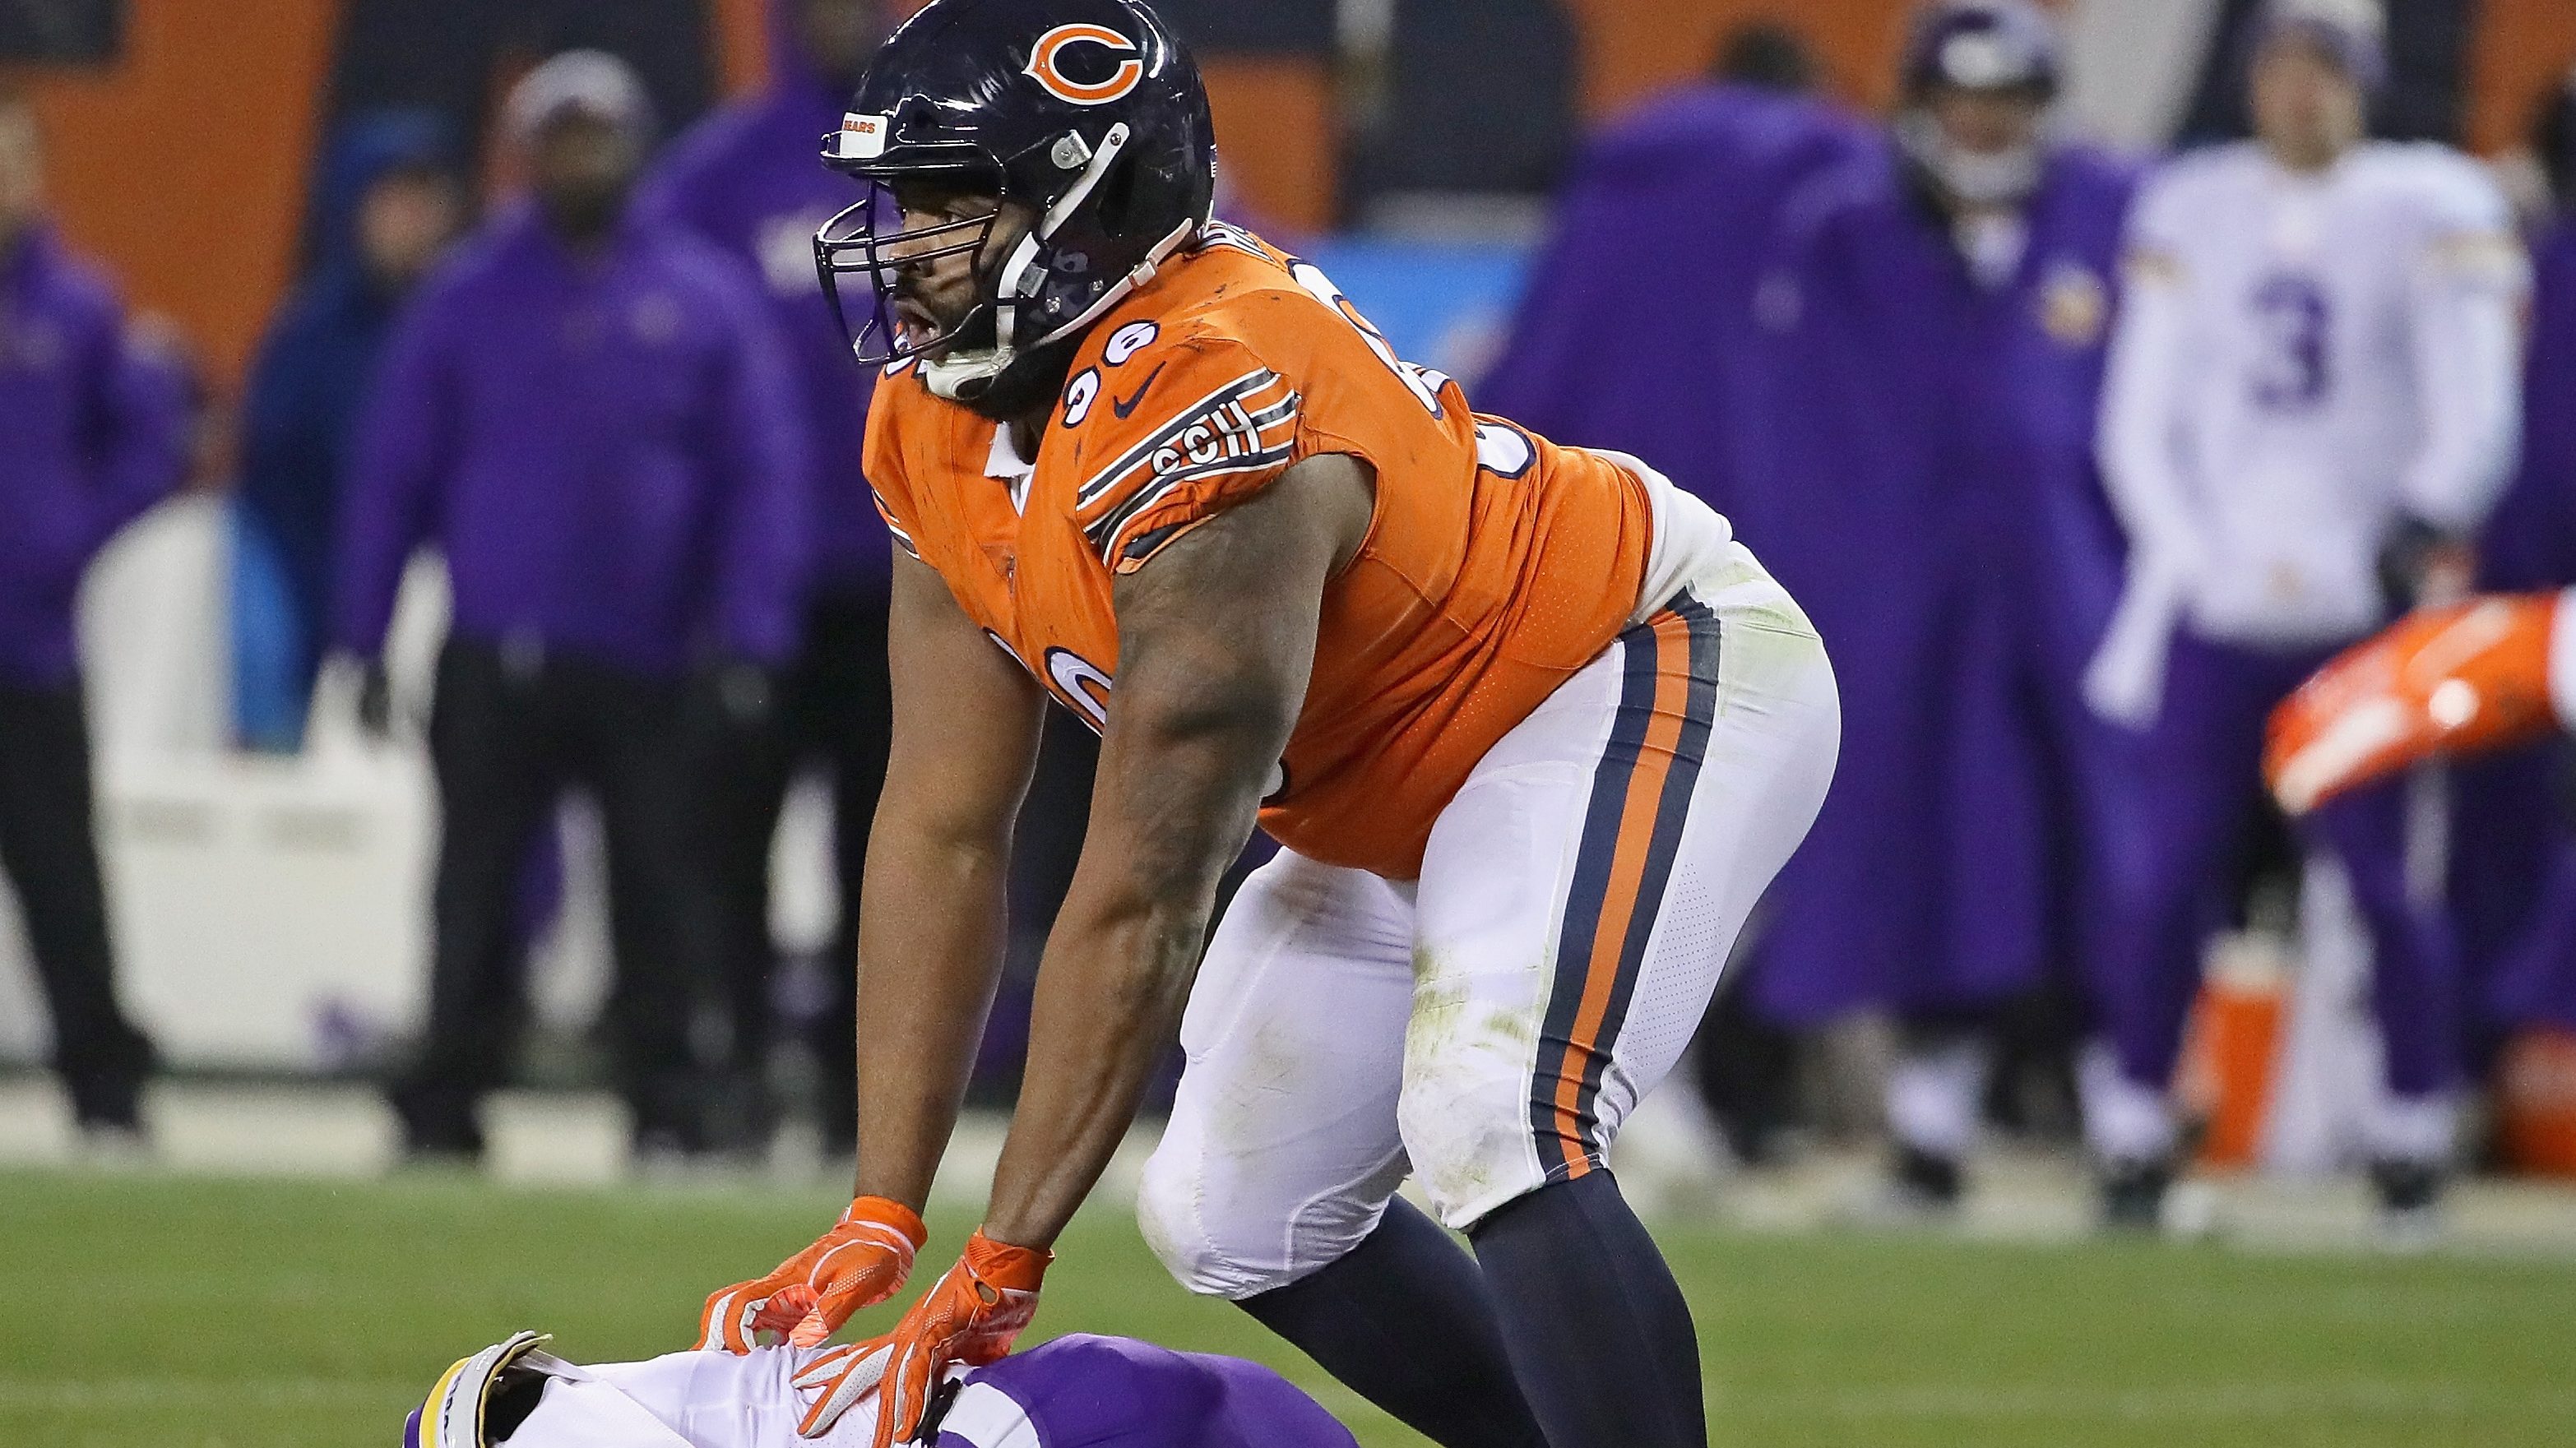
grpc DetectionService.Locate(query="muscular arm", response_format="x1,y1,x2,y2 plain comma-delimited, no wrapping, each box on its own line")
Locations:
851,550,1047,1210
981,453,1375,1248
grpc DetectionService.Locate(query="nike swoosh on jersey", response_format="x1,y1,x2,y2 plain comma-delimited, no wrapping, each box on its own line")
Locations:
1111,362,1170,419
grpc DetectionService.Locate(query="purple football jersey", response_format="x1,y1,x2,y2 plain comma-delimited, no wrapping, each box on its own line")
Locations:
944,1335,1357,1448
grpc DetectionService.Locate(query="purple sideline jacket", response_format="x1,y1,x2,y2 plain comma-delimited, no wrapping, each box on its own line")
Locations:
640,0,886,597
2460,214,2576,1033
1730,141,2138,1025
0,226,191,688
1476,81,1868,513
331,202,811,677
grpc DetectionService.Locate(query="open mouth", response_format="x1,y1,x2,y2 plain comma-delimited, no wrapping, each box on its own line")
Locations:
890,296,940,346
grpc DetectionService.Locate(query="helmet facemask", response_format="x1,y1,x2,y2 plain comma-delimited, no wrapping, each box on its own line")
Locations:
819,120,1198,417
814,167,1012,384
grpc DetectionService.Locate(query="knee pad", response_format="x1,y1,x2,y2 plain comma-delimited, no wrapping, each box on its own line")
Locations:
1133,1142,1230,1297
1137,1135,1390,1301
1398,1076,1555,1233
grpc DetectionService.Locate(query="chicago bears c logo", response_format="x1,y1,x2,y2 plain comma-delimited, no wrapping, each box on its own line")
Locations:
1025,24,1144,106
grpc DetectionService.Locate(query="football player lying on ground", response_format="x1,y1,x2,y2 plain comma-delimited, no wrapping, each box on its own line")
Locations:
2266,589,2576,813
405,1328,1357,1448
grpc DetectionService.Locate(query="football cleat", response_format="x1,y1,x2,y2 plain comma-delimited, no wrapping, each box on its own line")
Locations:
1834,1145,1967,1229
2369,1159,2446,1251
2097,1157,2173,1234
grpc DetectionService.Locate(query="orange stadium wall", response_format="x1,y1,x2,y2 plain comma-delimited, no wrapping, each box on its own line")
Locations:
1561,0,1921,120
11,0,2558,396
1202,57,1338,234
2467,0,2576,154
21,0,343,393
20,0,774,397
715,0,772,96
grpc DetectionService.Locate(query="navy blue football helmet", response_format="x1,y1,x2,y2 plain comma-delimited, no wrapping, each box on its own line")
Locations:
815,0,1217,411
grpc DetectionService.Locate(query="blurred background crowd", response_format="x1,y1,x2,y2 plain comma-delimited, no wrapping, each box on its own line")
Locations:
5,0,2576,1231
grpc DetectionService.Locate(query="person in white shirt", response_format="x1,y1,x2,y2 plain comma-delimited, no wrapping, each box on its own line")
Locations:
2083,0,2527,1230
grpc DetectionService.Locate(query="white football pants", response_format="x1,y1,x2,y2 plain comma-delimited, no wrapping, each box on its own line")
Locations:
1139,514,1839,1298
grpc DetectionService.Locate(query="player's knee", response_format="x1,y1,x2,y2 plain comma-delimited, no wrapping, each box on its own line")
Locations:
1397,1084,1549,1233
1137,1138,1384,1300
1134,1143,1233,1296
1134,1139,1298,1299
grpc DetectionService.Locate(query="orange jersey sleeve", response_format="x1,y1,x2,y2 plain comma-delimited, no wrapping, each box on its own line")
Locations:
1050,239,1490,585
1067,343,1303,575
859,376,923,561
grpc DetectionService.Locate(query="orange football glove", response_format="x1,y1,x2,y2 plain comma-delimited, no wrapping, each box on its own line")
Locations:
695,1196,927,1355
791,1339,894,1440
861,1230,1050,1447
2266,592,2560,816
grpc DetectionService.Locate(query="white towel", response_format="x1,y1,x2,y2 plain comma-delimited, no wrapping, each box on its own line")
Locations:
2084,553,2191,730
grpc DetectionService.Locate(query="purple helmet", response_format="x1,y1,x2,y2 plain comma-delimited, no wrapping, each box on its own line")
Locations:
2251,0,2388,92
1902,0,2061,102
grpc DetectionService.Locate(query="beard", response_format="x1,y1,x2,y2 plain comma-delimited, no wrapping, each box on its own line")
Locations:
904,291,1082,423
952,331,1082,423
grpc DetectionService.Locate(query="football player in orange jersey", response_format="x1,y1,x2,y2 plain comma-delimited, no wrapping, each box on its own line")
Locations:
694,5,1840,1446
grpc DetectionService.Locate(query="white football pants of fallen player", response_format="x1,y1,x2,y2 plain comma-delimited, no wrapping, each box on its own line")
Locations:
455,1344,985,1448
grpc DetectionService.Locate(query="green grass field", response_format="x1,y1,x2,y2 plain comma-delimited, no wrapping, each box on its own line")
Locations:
4,1168,2572,1448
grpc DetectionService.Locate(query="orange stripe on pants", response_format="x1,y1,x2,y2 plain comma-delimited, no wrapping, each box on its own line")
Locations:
1549,613,1694,1175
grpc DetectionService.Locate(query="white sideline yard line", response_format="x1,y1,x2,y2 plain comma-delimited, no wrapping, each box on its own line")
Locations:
8,1080,2576,1256
0,1080,1151,1203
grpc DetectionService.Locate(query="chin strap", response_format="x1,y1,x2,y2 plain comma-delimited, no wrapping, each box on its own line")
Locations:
920,347,1013,401
927,123,1136,401
925,120,1213,405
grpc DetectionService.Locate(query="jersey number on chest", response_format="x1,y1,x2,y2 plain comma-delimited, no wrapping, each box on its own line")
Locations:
2249,272,2333,412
